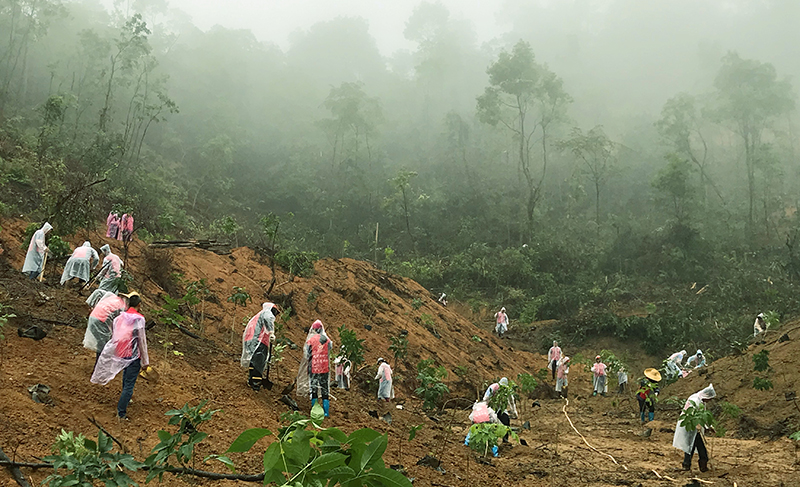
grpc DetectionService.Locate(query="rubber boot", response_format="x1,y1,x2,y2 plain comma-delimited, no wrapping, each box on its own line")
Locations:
682,453,692,471
491,445,499,457
322,399,330,417
311,398,317,408
640,412,646,423
648,412,654,422
464,432,471,446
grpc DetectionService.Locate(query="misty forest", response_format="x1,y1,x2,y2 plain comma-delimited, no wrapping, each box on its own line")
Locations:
1,0,800,357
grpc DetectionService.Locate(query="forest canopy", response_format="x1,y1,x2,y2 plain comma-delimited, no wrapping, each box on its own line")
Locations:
1,0,799,355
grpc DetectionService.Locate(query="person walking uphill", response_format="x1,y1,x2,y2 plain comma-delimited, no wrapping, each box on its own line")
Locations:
91,293,149,420
494,307,508,338
296,320,332,417
375,357,393,401
83,291,130,367
61,241,99,286
548,341,562,380
106,212,120,239
673,384,716,472
241,302,279,391
592,355,607,397
637,368,661,423
22,222,52,279
556,356,570,398
86,245,124,307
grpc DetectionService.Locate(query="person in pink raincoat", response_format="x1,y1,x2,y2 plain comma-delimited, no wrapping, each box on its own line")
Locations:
241,303,279,391
91,292,149,420
591,355,607,397
106,212,120,239
119,214,134,242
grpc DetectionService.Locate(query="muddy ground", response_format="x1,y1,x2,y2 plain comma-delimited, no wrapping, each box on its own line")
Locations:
1,218,799,487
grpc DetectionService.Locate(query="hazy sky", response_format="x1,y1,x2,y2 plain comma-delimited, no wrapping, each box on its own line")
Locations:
165,0,507,53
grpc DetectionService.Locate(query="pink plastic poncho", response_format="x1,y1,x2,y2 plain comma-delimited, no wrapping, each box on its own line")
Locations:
469,401,497,424
376,361,394,400
60,242,99,285
83,293,126,352
240,303,275,367
591,362,607,377
548,343,562,366
296,320,332,397
91,309,149,385
106,213,119,238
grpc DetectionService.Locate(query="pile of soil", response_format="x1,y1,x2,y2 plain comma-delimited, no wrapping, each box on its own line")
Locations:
1,217,799,486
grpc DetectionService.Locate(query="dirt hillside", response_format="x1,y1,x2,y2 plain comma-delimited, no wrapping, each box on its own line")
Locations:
1,218,799,487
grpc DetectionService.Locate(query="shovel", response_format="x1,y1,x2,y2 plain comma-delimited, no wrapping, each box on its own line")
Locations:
263,342,274,390
139,366,160,383
81,262,110,293
38,252,48,282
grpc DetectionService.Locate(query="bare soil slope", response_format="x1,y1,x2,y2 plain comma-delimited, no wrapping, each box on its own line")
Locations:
1,218,799,487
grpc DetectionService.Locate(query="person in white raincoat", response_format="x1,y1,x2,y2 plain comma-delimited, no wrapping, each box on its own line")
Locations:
665,350,687,379
685,350,706,369
91,293,149,420
86,245,124,307
241,303,278,391
61,241,99,285
483,377,512,440
555,356,570,398
334,346,351,390
375,357,393,401
22,223,52,279
591,356,607,396
673,384,716,472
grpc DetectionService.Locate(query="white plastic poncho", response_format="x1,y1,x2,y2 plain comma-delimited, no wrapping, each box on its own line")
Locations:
61,242,99,285
672,384,716,454
556,357,570,392
86,245,124,306
91,309,150,385
296,320,332,397
548,342,562,368
753,313,766,337
82,292,126,352
376,360,394,399
240,303,276,367
22,223,52,275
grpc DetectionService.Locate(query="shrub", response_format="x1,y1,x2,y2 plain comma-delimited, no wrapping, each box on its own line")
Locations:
223,406,412,487
415,359,449,410
753,377,774,391
752,350,770,372
487,380,517,413
43,430,142,487
338,324,365,368
275,249,318,277
389,334,408,364
517,373,538,397
467,423,516,457
411,298,423,310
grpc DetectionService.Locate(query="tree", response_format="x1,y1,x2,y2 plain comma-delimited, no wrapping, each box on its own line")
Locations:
388,170,418,244
656,93,724,206
711,52,795,233
476,40,571,237
318,82,382,170
652,155,695,224
559,126,615,228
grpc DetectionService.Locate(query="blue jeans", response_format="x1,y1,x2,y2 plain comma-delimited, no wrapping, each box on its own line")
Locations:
117,359,141,418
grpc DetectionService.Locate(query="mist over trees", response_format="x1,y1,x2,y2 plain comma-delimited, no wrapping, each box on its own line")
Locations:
1,0,799,354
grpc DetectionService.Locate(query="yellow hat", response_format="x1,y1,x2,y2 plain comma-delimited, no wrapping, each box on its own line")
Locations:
119,291,140,299
644,368,662,382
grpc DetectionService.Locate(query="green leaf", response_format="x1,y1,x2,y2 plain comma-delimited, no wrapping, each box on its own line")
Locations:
227,428,272,453
310,452,347,472
320,427,348,443
205,454,236,472
311,403,325,426
362,468,414,487
408,425,423,442
360,435,387,472
262,442,282,471
348,429,382,445
156,430,171,442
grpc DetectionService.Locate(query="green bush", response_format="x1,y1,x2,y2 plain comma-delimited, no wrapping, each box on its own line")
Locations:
516,373,538,397
467,423,515,457
415,359,449,410
753,377,774,391
43,430,142,487
338,324,365,368
223,406,412,487
274,249,318,277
